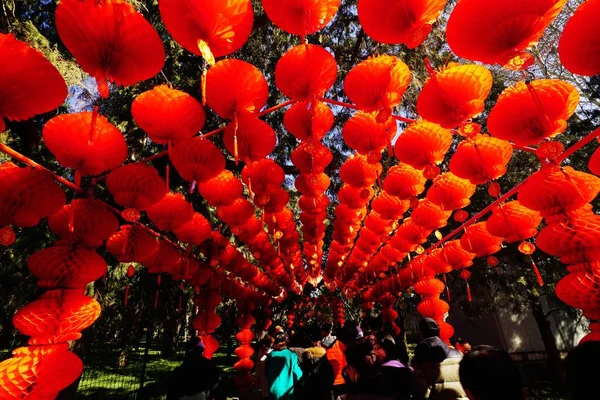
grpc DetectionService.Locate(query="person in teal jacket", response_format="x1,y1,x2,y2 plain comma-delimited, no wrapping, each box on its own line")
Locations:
265,332,303,400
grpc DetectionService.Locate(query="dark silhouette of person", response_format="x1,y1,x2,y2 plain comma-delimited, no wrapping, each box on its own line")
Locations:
459,346,526,400
167,336,221,400
565,340,600,400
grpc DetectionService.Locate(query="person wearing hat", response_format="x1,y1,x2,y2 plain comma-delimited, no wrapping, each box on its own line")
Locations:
266,331,303,400
167,336,221,400
412,318,466,400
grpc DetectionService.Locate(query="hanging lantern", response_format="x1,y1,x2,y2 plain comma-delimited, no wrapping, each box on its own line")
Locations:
357,0,446,48
132,85,205,144
454,210,469,223
173,213,212,246
395,121,453,171
345,55,411,117
537,212,600,265
284,101,334,141
486,201,542,243
555,264,600,321
440,240,475,270
159,0,253,62
56,0,165,97
558,0,600,76
343,111,397,161
217,199,255,227
0,33,67,131
450,134,513,184
383,164,427,199
291,142,333,174
339,156,380,188
28,244,107,289
0,344,83,399
146,192,194,232
205,59,268,119
423,248,452,274
446,0,565,69
0,163,66,228
262,0,340,36
198,171,244,207
417,64,492,128
48,199,119,248
371,192,410,220
412,200,452,230
459,269,472,302
144,241,182,274
13,290,101,345
241,159,285,199
518,166,600,221
417,296,450,319
43,112,128,176
170,137,226,183
460,222,503,257
106,164,168,211
107,225,158,263
275,44,337,102
487,80,579,146
295,173,331,197
426,172,476,211
222,116,277,163
486,255,500,267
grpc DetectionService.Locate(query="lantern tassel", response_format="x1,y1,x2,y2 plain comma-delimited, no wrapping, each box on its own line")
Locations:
233,113,239,165
124,284,130,308
466,281,472,302
531,260,544,286
201,69,208,107
89,106,99,143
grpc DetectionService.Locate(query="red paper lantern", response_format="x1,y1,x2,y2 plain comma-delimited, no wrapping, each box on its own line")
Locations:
395,121,453,170
427,172,476,211
284,101,334,141
13,290,101,345
440,240,475,270
555,264,600,320
343,112,397,160
28,244,107,289
338,185,374,209
446,0,565,69
206,59,268,119
537,212,600,265
487,80,579,146
295,173,331,196
423,249,452,274
107,225,158,263
460,222,503,257
518,166,600,220
48,199,119,248
414,278,445,297
173,213,212,246
0,34,66,130
217,199,255,227
0,344,83,399
275,44,337,102
383,164,426,199
198,171,244,207
291,142,333,174
106,164,167,211
56,0,164,97
223,116,277,163
417,297,450,318
159,0,253,60
357,0,447,48
144,241,182,274
339,156,380,188
486,201,542,243
0,163,65,228
371,192,410,220
262,0,340,36
242,159,285,198
132,85,205,144
450,134,513,184
417,64,493,128
412,200,452,230
558,0,600,76
146,192,194,232
345,55,411,115
43,112,128,176
170,137,226,183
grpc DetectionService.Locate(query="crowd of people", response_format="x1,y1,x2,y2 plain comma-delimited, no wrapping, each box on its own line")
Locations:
167,317,600,400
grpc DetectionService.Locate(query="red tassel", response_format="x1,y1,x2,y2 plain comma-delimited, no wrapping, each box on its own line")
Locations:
154,291,159,309
124,284,130,308
74,170,82,187
166,163,170,190
424,57,435,76
531,260,544,286
201,69,208,107
178,295,182,312
233,113,239,165
96,77,109,98
466,281,472,302
443,274,451,302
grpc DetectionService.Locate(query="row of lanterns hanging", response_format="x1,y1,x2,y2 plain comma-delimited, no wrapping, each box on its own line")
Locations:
1,0,600,396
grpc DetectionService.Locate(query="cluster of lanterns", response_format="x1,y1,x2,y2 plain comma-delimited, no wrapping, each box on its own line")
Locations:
1,0,600,395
